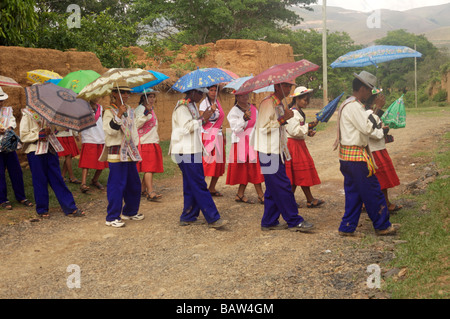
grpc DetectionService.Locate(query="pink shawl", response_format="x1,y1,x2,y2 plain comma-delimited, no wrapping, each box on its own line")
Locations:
138,108,157,138
230,104,258,163
202,100,225,155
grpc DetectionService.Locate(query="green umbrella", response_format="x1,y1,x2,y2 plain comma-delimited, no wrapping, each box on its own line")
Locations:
57,70,101,94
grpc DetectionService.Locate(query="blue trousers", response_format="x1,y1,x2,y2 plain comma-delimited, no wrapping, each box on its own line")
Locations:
339,161,391,233
259,153,303,228
106,161,141,221
175,153,220,224
0,151,26,204
27,152,77,215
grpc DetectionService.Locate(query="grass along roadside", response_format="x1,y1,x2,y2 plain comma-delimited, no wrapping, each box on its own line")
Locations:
385,131,450,299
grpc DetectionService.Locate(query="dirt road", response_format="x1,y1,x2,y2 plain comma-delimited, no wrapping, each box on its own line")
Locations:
0,108,448,299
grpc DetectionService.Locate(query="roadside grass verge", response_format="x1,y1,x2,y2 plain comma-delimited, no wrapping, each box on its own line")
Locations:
386,131,450,299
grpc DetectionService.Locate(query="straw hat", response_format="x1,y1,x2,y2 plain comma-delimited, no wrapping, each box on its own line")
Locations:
290,86,313,98
112,80,132,92
0,87,9,101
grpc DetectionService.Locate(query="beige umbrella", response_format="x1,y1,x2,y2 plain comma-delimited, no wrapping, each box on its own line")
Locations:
77,68,157,101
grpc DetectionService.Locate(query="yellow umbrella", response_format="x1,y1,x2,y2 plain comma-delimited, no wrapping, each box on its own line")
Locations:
26,69,63,84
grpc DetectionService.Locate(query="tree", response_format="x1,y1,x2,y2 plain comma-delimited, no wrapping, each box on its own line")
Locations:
130,0,316,45
374,29,442,92
269,29,363,98
0,0,38,46
36,10,140,68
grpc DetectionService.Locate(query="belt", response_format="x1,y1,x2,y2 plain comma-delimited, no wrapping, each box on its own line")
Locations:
108,145,121,155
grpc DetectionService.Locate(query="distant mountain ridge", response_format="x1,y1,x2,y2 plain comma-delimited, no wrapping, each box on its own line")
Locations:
290,3,450,48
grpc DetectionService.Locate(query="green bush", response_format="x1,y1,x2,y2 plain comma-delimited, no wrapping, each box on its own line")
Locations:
432,89,448,102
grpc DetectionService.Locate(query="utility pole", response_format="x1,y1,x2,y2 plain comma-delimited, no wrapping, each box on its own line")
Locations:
322,0,328,106
414,43,418,108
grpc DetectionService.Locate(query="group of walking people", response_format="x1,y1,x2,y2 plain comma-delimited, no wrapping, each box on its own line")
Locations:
0,69,401,236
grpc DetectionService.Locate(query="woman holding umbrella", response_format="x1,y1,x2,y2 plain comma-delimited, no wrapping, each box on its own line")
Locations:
285,86,324,208
199,85,226,197
366,95,403,213
226,92,264,204
135,90,164,202
78,99,108,193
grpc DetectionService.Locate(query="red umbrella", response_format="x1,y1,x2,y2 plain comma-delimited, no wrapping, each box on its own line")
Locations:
234,59,319,95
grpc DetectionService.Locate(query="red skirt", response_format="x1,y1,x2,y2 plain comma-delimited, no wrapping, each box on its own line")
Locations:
78,143,108,170
202,134,225,177
137,143,164,173
372,149,400,190
285,138,321,187
226,143,264,185
57,136,80,157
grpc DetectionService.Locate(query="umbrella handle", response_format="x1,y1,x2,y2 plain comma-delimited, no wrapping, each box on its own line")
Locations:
115,82,127,118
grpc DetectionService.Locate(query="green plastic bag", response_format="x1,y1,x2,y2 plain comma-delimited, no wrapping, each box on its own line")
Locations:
381,94,406,129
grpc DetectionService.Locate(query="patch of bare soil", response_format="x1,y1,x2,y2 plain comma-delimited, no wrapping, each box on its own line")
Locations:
0,109,448,300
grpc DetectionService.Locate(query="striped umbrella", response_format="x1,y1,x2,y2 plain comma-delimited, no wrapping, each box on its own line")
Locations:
77,68,157,100
0,75,21,87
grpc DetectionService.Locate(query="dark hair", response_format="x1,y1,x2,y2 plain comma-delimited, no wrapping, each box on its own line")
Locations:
353,78,370,92
288,97,297,109
139,93,155,105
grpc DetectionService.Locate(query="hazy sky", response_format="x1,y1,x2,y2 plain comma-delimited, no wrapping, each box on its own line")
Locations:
316,0,450,12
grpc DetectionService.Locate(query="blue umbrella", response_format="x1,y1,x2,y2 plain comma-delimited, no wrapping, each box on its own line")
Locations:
330,45,422,68
45,79,62,85
130,70,169,93
172,68,235,93
316,92,345,123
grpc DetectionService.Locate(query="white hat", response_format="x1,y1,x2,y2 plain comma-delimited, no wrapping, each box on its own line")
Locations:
0,87,8,101
290,86,313,98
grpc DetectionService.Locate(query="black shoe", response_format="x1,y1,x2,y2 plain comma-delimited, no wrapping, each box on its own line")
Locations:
261,223,288,231
289,221,315,232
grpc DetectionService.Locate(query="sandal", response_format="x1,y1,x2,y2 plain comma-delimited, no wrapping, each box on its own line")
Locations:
388,204,403,212
1,201,12,210
69,178,82,184
306,199,325,208
90,180,105,190
235,194,254,204
147,191,162,202
210,191,224,197
20,199,34,207
38,212,50,219
80,184,90,193
67,209,85,217
258,195,265,205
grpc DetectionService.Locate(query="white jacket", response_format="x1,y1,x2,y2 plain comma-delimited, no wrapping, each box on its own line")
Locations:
169,100,203,155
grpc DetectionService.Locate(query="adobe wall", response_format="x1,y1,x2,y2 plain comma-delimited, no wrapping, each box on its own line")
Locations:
429,70,450,102
0,39,298,143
